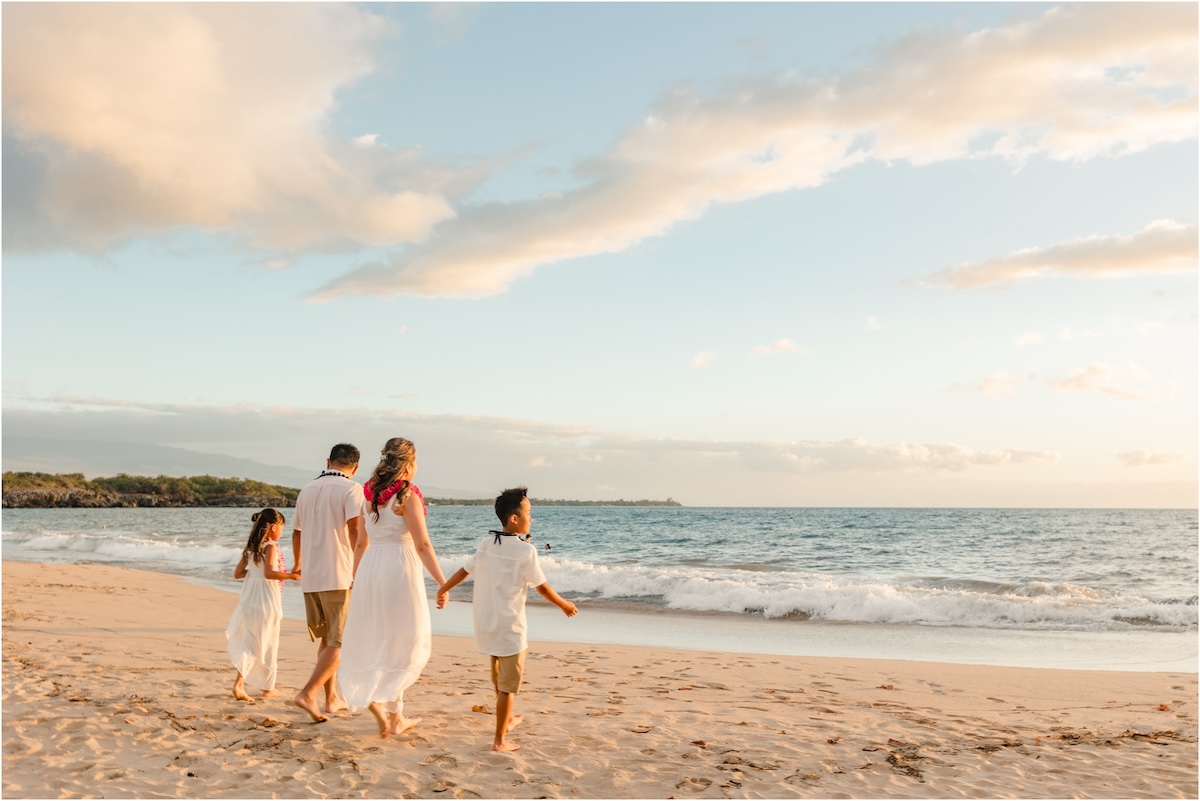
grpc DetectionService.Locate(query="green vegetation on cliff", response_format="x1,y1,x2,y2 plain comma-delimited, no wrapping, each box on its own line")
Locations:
2,472,299,508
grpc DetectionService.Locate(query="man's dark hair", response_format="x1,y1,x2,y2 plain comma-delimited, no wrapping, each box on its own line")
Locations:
328,443,360,468
494,486,528,525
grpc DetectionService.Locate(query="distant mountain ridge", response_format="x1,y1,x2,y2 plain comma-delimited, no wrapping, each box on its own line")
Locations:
0,438,490,499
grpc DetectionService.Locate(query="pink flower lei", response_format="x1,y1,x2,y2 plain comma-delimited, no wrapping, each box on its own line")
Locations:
364,479,427,516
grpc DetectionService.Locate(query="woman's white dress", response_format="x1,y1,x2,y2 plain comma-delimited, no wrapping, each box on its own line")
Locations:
338,499,432,714
225,547,283,691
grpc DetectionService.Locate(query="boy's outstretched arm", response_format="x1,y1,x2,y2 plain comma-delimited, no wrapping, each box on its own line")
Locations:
437,567,470,609
536,583,578,617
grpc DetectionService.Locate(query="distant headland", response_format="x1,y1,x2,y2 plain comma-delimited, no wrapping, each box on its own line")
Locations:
1,472,682,509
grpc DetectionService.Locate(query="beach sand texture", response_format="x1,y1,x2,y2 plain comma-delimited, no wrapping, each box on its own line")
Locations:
2,562,1196,799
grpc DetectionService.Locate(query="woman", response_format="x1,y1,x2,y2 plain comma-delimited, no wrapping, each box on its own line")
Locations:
337,437,447,738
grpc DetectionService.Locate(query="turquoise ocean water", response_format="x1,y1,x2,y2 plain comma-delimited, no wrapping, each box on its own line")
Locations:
3,506,1195,672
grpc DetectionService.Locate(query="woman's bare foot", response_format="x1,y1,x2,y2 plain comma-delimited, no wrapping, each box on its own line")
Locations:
368,703,389,739
492,740,521,752
325,696,349,714
232,676,252,702
387,713,421,736
293,693,328,723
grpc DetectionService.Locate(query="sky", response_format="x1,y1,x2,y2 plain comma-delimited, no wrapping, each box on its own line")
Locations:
2,2,1196,507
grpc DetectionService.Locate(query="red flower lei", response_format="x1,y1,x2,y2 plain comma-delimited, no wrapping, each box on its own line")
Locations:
364,479,427,516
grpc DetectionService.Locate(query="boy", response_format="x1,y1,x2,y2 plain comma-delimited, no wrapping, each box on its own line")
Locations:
437,486,577,752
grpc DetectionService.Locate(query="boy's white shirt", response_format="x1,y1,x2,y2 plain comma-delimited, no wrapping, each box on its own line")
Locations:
462,534,547,657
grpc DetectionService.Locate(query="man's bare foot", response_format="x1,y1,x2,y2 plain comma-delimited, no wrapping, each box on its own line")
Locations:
368,703,389,739
387,714,421,736
492,740,521,752
232,678,252,702
506,713,524,733
293,694,328,723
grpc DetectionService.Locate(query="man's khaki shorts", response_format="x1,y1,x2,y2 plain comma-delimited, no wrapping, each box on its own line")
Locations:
303,590,350,647
489,651,526,695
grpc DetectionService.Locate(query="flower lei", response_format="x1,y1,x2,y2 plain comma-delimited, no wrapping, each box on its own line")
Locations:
364,479,427,517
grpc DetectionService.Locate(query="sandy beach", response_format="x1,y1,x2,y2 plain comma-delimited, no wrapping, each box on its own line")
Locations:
2,561,1195,799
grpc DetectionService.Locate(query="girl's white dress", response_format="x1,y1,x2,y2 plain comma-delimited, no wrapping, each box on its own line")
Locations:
338,499,432,714
225,546,284,691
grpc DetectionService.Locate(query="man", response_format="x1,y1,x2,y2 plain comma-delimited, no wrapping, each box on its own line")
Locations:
291,443,364,722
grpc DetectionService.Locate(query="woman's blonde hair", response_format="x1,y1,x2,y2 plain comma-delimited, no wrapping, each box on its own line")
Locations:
367,437,416,522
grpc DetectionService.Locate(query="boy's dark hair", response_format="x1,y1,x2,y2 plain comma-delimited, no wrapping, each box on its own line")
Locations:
328,443,360,468
494,486,528,525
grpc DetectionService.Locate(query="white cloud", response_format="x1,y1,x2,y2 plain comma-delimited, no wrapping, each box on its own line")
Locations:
309,4,1197,299
928,220,1198,290
943,372,1030,397
752,338,805,355
1050,362,1147,399
865,316,883,332
530,456,548,468
353,134,381,147
1013,332,1043,346
691,351,714,369
1117,450,1186,468
3,4,461,253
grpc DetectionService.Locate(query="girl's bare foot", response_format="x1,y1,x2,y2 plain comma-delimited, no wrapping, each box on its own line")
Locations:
232,677,251,702
387,713,421,736
368,703,389,739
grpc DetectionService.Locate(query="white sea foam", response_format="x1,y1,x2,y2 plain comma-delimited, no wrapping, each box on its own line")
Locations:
427,553,1198,632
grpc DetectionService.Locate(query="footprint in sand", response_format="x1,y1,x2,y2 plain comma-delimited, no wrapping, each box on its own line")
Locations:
675,776,712,790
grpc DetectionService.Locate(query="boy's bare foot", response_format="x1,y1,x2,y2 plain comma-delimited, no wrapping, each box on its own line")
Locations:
492,740,521,752
368,703,389,739
293,694,328,723
232,678,251,702
506,713,524,733
388,714,421,736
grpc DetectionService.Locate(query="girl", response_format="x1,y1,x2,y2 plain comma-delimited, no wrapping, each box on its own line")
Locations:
226,508,300,701
338,437,447,738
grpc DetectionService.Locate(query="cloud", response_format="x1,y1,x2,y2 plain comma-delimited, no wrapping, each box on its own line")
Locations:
752,338,805,355
943,372,1030,397
3,395,1059,480
928,219,1198,290
1013,332,1043,346
691,351,714,369
865,316,883,332
310,3,1197,299
3,4,465,253
1050,362,1147,399
1117,450,1186,468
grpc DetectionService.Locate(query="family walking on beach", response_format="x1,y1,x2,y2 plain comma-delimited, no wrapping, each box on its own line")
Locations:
225,440,577,751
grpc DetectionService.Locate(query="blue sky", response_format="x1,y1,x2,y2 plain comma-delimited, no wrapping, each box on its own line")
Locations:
3,2,1196,506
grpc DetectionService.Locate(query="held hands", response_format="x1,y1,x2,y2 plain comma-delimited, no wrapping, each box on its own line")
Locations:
560,600,578,617
435,588,449,609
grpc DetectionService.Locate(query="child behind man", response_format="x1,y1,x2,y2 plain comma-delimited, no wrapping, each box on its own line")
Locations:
437,486,577,752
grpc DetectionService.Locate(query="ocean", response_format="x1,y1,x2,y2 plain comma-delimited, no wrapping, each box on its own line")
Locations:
3,505,1196,672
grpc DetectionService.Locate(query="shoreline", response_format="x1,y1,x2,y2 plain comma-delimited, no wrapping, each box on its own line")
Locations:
3,560,1196,799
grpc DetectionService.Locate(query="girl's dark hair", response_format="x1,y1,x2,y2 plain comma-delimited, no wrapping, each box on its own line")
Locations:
244,508,285,566
367,437,416,523
494,486,528,525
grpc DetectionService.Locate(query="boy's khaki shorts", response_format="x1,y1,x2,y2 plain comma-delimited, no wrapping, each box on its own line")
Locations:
489,651,526,694
304,590,350,647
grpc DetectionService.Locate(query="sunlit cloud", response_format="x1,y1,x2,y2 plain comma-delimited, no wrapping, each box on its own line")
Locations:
1013,332,1043,346
1050,362,1147,399
752,338,805,355
4,396,1060,479
1117,450,1186,468
691,351,714,369
865,316,883,332
928,220,1198,290
942,372,1030,397
3,4,465,253
310,4,1197,299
